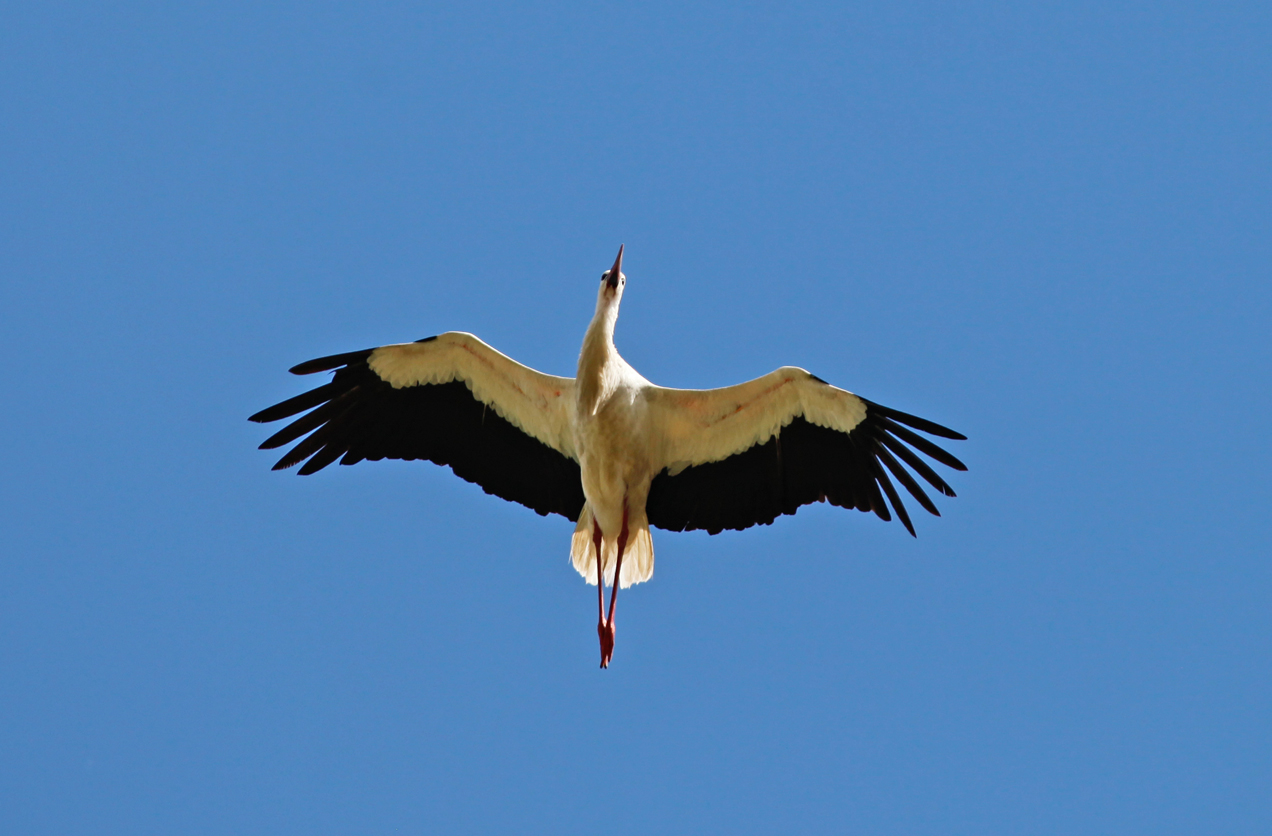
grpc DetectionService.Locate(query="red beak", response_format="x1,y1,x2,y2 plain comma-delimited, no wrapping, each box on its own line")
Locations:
606,245,624,290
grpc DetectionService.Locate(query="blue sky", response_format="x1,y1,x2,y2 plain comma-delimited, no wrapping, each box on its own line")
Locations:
2,2,1269,833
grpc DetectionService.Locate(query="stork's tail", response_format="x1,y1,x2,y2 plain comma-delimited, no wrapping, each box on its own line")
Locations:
570,504,654,589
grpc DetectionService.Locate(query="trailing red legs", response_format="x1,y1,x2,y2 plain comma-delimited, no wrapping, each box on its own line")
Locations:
594,522,608,665
596,507,629,668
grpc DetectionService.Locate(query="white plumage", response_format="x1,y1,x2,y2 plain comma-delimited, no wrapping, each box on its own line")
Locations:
251,246,966,666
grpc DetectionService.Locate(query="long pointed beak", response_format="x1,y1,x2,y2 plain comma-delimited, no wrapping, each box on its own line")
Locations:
606,244,624,290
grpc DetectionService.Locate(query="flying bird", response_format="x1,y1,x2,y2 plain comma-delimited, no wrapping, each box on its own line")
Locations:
250,246,966,667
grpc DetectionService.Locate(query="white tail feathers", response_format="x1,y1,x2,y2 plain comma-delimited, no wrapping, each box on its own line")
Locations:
570,504,655,589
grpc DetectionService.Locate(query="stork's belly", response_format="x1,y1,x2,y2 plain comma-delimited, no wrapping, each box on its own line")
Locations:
576,429,654,535
579,453,634,535
574,386,656,536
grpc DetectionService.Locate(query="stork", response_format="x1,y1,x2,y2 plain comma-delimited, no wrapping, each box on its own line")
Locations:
250,246,966,667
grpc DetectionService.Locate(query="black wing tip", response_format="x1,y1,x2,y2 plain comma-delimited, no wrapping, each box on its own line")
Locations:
248,400,309,425
866,399,967,441
270,448,333,475
297,450,340,475
289,348,374,376
877,417,969,473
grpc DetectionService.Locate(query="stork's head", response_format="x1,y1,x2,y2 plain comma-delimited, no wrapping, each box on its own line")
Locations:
597,244,626,308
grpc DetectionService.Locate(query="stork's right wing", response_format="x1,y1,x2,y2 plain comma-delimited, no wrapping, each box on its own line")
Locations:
643,368,966,535
249,332,585,521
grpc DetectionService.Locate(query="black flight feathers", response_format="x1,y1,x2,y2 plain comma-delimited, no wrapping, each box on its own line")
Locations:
251,344,966,536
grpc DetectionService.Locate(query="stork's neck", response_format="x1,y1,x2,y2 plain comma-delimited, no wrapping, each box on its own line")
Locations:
577,300,620,414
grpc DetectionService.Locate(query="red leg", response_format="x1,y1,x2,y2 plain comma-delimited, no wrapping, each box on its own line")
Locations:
601,508,630,667
593,521,612,667
593,521,604,621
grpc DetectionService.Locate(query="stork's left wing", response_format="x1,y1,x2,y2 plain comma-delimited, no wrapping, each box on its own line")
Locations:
643,368,966,535
250,332,585,521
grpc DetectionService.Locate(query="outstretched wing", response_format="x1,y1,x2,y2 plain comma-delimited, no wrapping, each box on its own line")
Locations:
249,332,585,521
643,368,966,535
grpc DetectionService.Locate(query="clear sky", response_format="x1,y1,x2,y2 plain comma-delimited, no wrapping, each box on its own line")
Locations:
2,3,1268,834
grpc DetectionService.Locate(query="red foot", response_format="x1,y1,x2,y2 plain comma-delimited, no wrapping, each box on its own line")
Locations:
598,619,615,668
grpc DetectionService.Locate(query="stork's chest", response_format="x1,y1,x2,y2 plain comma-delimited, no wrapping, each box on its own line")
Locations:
573,383,655,475
575,384,639,445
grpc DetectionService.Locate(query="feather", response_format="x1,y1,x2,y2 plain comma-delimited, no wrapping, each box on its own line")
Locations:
248,381,341,424
880,418,968,472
